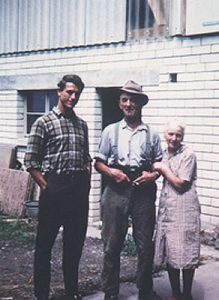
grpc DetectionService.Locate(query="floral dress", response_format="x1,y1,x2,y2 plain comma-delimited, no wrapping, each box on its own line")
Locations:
154,144,201,269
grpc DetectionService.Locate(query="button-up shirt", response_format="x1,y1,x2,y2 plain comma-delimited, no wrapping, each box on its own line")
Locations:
95,119,162,167
24,107,91,174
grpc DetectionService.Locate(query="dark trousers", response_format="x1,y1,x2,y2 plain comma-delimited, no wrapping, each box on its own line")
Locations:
101,181,156,296
34,172,90,299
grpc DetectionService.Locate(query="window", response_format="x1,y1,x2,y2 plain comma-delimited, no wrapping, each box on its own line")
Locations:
23,90,58,134
127,0,170,40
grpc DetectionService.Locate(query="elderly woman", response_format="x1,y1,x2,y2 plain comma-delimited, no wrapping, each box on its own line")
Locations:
153,119,201,300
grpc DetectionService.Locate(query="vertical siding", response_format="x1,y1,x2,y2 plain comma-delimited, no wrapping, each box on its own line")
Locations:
0,0,19,53
18,0,51,51
85,0,126,44
49,0,86,48
18,0,76,51
0,0,126,54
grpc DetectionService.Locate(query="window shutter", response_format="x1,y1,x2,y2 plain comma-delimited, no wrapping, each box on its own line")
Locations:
186,0,219,35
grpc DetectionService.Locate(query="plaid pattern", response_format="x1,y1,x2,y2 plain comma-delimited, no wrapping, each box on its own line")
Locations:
24,107,91,173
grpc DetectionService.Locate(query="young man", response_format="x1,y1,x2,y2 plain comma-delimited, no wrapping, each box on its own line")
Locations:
94,80,162,300
24,74,91,300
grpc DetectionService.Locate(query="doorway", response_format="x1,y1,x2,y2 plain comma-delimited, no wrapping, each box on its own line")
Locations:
96,87,123,192
97,87,123,130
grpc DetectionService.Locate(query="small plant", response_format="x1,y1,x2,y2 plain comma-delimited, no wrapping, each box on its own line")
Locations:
122,233,137,257
0,212,36,247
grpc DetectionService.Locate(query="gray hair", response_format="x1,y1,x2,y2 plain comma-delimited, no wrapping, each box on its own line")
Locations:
165,118,186,136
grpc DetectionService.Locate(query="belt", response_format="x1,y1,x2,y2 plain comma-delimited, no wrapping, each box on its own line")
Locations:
61,170,86,176
110,165,145,181
44,170,86,179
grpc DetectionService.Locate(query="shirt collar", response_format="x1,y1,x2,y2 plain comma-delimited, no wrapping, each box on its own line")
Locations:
52,106,76,119
121,119,148,131
165,144,185,156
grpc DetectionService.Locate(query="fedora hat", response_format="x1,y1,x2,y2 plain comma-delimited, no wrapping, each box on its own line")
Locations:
119,80,149,105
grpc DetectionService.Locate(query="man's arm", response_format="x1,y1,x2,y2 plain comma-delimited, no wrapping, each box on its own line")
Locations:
24,118,47,191
132,128,162,186
28,168,48,191
86,161,92,179
132,169,160,186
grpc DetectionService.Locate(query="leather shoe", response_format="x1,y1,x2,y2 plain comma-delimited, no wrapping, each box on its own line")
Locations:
170,293,182,300
182,294,193,300
139,290,161,300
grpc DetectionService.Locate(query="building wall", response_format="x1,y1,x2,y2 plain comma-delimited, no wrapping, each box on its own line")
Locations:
0,34,219,225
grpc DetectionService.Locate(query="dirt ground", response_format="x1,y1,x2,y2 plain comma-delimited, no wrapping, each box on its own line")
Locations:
0,216,217,300
0,224,137,300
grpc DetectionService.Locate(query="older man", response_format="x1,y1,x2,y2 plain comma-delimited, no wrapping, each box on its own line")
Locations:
94,80,162,300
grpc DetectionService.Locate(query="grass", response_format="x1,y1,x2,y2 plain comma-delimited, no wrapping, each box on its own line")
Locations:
0,212,36,247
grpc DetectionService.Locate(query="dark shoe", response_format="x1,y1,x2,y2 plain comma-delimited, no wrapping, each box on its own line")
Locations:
104,294,119,300
182,294,193,300
139,290,162,300
170,295,182,300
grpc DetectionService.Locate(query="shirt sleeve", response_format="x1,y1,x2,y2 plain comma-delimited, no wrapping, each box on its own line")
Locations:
94,125,112,163
24,118,46,171
152,129,163,163
84,122,92,164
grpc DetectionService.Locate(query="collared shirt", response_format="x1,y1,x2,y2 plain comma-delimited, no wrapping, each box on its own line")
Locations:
95,119,162,167
24,106,91,174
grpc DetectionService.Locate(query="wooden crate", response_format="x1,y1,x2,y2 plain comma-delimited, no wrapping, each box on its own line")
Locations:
0,168,32,216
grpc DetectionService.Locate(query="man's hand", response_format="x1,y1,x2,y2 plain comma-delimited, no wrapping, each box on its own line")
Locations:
110,168,131,184
132,170,159,186
29,169,48,192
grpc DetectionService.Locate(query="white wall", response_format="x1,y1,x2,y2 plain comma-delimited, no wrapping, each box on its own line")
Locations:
0,34,219,225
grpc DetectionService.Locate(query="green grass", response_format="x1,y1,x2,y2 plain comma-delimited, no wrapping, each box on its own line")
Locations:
0,213,36,247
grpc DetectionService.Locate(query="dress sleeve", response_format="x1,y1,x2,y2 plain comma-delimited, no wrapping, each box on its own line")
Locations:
152,129,163,162
178,150,197,182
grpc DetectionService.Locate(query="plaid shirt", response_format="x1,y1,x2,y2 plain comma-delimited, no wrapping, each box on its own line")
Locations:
24,107,91,174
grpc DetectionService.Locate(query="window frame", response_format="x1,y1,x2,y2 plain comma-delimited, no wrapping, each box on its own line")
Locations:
126,0,170,40
23,89,57,135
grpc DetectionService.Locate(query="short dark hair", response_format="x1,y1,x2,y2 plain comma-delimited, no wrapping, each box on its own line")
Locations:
57,74,85,93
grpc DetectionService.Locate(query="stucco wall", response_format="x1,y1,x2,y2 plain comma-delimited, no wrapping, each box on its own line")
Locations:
0,34,219,225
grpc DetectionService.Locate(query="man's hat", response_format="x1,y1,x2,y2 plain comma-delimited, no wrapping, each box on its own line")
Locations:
119,80,149,105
